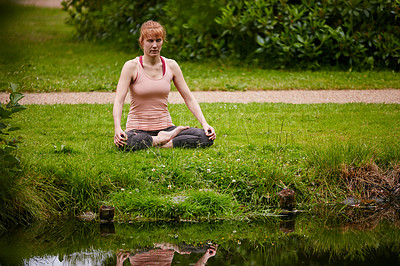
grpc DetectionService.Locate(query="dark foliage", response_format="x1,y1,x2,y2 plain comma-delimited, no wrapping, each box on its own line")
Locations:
63,0,400,69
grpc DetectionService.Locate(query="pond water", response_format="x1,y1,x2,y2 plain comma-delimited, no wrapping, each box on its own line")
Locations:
1,206,400,266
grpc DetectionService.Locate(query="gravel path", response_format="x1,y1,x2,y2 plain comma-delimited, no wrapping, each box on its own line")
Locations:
13,0,63,8
1,90,399,105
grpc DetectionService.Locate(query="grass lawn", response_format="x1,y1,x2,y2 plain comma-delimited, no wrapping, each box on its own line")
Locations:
1,3,400,93
4,102,398,222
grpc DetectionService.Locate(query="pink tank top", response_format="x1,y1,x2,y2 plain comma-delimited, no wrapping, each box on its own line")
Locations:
126,56,174,131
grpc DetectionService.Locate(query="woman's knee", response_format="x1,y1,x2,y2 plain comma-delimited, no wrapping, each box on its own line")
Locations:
172,128,214,148
201,135,214,147
193,128,214,147
124,130,153,151
196,133,213,147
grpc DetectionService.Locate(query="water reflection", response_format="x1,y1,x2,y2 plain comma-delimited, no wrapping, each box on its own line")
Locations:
116,243,217,266
1,207,400,265
279,214,295,233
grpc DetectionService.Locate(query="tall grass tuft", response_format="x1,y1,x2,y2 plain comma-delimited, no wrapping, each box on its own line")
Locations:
305,141,376,178
108,189,238,221
0,173,68,230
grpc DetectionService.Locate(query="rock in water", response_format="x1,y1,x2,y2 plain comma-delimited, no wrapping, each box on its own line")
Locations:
77,211,96,221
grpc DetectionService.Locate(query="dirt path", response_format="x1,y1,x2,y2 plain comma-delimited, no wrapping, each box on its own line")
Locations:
13,0,63,8
1,90,399,105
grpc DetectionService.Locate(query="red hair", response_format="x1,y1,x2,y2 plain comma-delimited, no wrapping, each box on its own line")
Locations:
138,20,166,48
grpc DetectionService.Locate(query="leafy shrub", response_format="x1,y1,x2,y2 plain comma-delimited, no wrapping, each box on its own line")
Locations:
216,0,400,69
62,0,165,51
0,84,26,228
0,83,26,178
161,0,226,60
62,0,225,59
62,0,400,69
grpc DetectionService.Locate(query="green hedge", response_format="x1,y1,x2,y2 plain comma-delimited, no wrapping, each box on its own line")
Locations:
216,0,400,69
62,0,400,70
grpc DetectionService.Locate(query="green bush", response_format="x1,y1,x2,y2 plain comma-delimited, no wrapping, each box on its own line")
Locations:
216,0,400,69
161,0,226,60
0,83,26,179
62,0,164,51
62,0,399,69
0,84,26,228
62,0,225,59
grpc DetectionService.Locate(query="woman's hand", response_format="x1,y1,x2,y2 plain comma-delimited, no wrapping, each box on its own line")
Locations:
203,124,216,140
116,250,129,266
114,128,127,147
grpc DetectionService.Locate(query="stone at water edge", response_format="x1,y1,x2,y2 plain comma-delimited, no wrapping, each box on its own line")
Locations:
277,188,296,210
99,205,115,222
76,211,96,221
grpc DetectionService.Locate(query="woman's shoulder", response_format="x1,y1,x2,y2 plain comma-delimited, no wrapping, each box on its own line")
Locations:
124,57,139,68
163,57,180,72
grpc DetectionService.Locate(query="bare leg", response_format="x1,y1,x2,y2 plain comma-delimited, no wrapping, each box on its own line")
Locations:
152,126,189,147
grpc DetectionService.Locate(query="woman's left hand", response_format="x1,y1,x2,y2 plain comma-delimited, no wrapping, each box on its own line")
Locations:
203,125,216,140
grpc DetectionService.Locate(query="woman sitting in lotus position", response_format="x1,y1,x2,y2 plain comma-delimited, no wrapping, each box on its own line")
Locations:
113,20,216,151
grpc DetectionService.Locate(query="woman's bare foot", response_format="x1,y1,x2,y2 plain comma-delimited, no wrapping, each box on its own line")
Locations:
152,126,189,146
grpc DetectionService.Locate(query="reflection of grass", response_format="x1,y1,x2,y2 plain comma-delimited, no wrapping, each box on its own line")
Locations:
303,214,400,262
0,102,396,224
1,4,400,92
1,212,400,265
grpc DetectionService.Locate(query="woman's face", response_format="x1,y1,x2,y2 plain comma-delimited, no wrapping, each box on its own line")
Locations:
142,37,163,57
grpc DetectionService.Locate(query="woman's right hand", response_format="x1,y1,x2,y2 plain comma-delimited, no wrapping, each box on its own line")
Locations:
116,250,129,266
114,128,127,147
203,124,216,140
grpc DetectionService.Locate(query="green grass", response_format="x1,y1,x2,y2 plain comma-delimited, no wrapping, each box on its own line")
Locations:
1,102,397,223
1,3,400,93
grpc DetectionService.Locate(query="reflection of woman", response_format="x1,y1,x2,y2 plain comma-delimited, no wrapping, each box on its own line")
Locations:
113,20,216,151
116,243,217,266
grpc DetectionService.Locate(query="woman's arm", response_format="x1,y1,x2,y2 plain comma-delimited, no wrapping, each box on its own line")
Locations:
113,59,137,147
170,59,216,140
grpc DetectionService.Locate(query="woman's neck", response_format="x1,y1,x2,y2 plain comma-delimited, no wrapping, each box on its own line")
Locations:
142,54,161,66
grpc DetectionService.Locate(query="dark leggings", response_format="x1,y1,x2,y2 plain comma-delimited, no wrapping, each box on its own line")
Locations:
123,126,213,151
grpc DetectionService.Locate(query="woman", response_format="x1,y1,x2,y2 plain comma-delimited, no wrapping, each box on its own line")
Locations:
113,20,216,151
